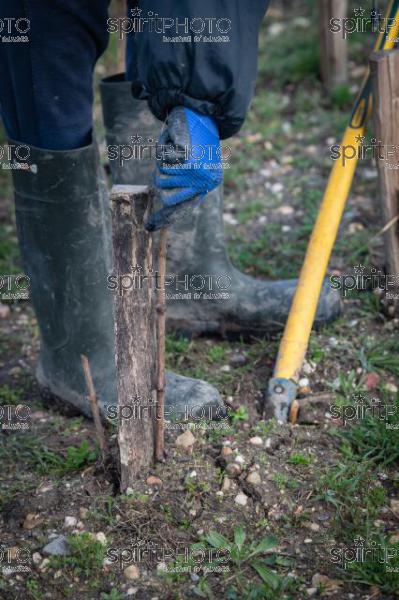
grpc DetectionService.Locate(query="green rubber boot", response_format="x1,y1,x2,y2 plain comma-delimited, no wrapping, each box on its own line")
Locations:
100,75,341,338
11,141,222,418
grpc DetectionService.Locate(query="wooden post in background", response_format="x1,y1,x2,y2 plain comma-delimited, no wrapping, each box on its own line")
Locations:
319,0,348,90
111,185,156,490
116,0,127,74
370,49,399,314
102,0,126,77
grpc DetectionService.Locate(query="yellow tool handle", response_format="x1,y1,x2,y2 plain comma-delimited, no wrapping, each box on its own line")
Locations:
275,127,361,380
274,1,399,384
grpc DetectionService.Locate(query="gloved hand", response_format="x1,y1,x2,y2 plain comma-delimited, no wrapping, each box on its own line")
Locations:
145,107,223,231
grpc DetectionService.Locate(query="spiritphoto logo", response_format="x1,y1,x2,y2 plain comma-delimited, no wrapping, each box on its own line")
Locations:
0,546,31,575
330,136,397,167
107,135,231,168
330,536,398,571
329,394,397,427
0,404,31,431
107,265,232,300
0,17,30,43
106,395,228,429
330,265,399,297
0,274,30,301
107,9,231,43
106,537,230,573
0,143,33,171
329,5,395,38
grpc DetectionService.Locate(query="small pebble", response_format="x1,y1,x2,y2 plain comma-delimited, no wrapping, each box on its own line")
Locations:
246,471,261,485
0,304,11,319
223,214,238,226
222,477,232,492
226,463,241,477
95,532,107,545
385,382,398,393
146,476,163,487
221,447,233,457
64,516,77,529
175,430,196,450
42,535,70,557
124,565,140,580
230,353,247,367
39,558,50,572
364,372,380,390
271,183,284,194
23,513,43,530
234,493,248,507
249,436,263,446
302,361,315,375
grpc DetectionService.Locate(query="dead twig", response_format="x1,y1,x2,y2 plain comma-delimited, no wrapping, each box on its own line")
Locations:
370,214,399,242
155,229,168,461
81,354,108,460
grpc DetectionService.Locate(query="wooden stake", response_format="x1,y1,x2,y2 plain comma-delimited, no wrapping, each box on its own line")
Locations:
155,229,168,461
81,354,108,460
111,185,157,491
370,49,399,314
319,0,348,90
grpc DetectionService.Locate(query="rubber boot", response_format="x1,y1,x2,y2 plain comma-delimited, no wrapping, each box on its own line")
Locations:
11,141,222,418
100,75,341,338
165,186,341,336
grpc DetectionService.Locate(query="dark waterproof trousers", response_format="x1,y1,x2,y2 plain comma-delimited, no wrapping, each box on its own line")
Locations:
0,0,136,149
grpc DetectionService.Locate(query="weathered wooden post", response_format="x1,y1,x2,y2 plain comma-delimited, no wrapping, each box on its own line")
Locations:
319,0,348,90
370,49,399,314
111,185,157,490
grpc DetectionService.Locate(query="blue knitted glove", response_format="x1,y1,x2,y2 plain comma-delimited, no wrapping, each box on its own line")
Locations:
145,107,223,231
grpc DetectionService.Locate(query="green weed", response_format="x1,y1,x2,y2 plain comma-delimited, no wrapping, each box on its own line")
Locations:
0,384,23,406
287,452,313,466
337,396,399,466
345,535,399,596
50,533,105,577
